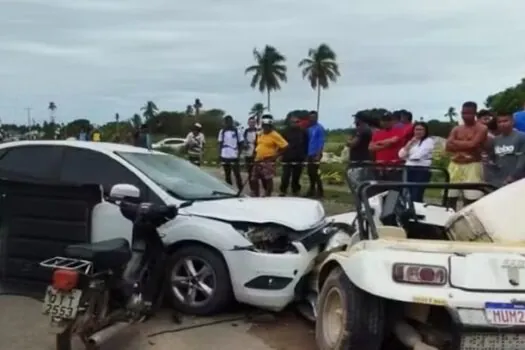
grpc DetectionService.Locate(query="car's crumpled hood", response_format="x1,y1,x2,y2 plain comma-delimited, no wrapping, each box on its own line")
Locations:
181,197,325,231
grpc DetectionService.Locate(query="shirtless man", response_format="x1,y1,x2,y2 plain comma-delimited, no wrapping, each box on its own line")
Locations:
445,101,488,209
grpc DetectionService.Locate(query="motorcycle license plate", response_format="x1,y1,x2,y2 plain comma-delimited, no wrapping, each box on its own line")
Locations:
42,286,82,319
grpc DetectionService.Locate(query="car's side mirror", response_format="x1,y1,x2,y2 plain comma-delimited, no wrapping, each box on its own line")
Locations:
109,183,141,200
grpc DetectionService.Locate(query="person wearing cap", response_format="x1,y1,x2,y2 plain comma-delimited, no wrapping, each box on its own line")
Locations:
218,115,244,190
369,111,405,180
251,115,288,197
306,111,326,198
184,123,206,166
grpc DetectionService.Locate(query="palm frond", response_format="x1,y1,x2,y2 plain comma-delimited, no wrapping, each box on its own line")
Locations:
245,45,287,94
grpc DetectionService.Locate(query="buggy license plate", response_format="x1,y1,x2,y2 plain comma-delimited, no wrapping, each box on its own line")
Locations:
42,286,82,319
485,302,525,326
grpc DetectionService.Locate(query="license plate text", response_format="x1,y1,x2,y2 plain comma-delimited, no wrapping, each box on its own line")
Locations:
485,302,525,326
42,286,82,319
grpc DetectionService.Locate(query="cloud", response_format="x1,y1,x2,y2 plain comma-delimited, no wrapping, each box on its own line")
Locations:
0,0,524,127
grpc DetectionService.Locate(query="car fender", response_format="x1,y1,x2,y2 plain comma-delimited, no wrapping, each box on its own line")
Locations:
327,212,357,229
158,215,251,251
318,246,451,303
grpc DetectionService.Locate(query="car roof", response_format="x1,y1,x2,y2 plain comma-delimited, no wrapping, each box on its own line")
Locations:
0,140,165,155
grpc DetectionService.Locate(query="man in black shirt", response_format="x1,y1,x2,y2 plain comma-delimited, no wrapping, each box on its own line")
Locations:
279,116,308,196
347,113,373,188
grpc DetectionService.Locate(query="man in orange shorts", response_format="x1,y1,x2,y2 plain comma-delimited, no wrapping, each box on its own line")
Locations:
250,115,288,197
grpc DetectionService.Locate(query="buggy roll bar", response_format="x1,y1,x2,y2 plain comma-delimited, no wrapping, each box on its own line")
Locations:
355,181,497,240
346,163,451,206
347,162,450,183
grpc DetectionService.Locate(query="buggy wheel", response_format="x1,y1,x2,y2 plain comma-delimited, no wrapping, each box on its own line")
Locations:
316,267,385,350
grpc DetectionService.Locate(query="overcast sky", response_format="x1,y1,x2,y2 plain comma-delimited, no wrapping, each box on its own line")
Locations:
1,0,524,128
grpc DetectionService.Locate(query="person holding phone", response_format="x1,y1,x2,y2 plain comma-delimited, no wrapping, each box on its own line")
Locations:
398,122,435,201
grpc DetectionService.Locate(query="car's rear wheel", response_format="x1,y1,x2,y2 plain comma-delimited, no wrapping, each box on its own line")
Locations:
316,267,385,350
165,244,232,315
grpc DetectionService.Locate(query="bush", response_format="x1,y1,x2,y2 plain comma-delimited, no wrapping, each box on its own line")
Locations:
319,162,346,185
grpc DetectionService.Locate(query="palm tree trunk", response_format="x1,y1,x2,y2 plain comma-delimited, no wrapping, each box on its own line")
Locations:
316,85,321,113
267,90,271,112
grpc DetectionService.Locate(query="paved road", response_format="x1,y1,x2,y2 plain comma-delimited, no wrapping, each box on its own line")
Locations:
0,295,316,350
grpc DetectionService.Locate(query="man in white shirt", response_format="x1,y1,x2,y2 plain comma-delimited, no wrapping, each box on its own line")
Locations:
184,123,205,166
218,115,244,190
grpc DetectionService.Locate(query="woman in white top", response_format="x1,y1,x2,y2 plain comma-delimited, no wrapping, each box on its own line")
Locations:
398,122,435,202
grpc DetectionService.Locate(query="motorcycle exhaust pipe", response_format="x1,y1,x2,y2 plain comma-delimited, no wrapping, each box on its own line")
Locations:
87,322,130,347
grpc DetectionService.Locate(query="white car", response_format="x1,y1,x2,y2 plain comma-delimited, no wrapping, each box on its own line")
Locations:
0,140,349,315
151,137,186,152
312,167,525,350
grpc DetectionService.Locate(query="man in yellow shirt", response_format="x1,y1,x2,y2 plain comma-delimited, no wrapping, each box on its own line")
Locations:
251,115,288,196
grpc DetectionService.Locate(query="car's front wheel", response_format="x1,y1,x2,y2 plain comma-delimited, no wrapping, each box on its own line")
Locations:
316,267,385,350
165,244,232,315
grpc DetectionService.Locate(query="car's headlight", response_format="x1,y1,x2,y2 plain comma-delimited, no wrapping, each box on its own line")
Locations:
233,224,299,254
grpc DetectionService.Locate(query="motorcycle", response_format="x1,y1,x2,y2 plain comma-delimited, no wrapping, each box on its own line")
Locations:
39,184,179,350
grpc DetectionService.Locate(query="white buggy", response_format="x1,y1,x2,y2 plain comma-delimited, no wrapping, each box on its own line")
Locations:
311,165,525,350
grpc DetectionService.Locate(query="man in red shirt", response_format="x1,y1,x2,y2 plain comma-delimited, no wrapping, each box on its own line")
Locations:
369,111,405,180
393,109,414,145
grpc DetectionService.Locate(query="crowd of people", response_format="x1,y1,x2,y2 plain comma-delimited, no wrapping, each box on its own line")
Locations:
183,111,326,198
348,101,525,208
183,101,525,203
71,102,525,202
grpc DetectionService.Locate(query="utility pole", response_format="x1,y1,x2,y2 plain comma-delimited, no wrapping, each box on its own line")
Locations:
25,107,32,131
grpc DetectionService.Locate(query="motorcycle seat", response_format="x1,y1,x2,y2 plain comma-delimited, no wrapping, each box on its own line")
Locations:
65,238,132,271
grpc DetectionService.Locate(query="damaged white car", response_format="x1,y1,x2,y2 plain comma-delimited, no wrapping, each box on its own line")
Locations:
0,140,351,316
312,165,525,350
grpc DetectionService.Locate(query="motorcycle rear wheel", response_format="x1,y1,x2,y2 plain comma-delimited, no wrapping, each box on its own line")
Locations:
55,326,73,350
56,326,99,350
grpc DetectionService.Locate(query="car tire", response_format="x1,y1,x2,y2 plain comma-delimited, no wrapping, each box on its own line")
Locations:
316,267,385,350
165,244,232,315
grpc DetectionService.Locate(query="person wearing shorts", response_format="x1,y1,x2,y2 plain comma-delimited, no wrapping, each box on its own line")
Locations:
250,115,288,197
445,101,488,209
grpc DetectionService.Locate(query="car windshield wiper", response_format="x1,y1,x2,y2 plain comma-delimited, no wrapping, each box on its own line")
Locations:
211,190,239,198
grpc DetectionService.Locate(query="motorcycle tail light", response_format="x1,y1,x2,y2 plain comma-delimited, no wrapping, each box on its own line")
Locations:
392,263,447,285
52,269,79,291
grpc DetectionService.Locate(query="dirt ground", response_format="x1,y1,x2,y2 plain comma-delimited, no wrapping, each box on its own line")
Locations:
0,295,315,350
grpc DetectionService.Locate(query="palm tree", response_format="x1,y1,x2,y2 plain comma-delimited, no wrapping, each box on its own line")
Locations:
249,103,266,125
444,107,457,124
185,105,194,116
140,101,158,121
298,43,340,113
48,102,57,124
244,45,287,111
193,98,202,121
115,113,120,138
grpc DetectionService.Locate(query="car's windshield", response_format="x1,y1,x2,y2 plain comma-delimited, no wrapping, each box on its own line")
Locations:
117,151,238,200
